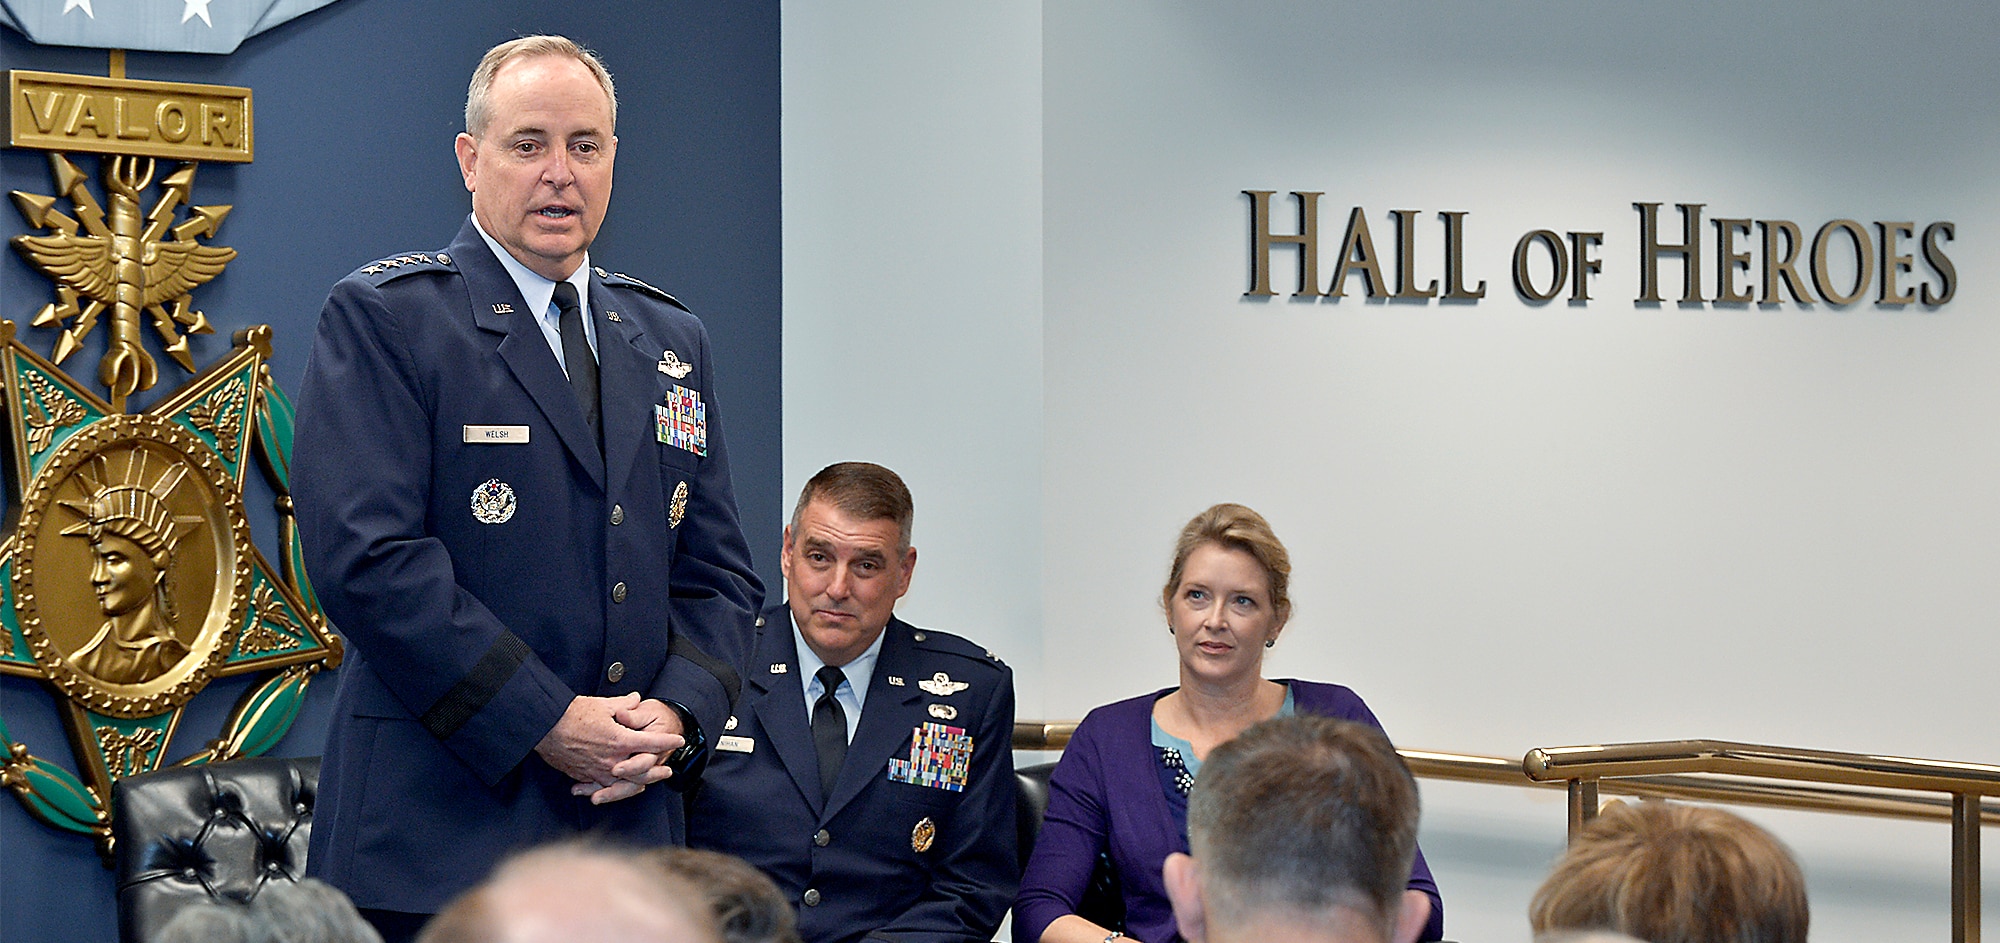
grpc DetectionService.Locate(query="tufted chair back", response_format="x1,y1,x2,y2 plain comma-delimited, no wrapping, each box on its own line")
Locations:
1014,761,1125,933
110,755,320,943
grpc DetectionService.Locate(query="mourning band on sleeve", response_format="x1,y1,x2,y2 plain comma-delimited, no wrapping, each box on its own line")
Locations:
419,632,531,741
667,633,741,710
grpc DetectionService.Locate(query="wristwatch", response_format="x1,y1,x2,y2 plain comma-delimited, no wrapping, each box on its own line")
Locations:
1104,934,1123,943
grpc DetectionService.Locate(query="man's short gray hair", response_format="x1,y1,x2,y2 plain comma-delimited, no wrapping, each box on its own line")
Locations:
1187,715,1420,937
465,35,618,137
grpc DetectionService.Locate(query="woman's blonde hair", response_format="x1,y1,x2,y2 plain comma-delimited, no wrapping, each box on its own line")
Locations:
1161,503,1292,623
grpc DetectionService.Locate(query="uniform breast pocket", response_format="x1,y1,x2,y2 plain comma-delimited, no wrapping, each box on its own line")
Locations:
657,439,699,474
883,787,955,861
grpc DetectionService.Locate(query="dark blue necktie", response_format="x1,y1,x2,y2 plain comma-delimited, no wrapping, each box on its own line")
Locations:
811,665,848,800
551,280,599,442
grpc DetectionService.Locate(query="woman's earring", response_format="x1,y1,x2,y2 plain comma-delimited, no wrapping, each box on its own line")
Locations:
1167,625,1175,637
1264,638,1275,648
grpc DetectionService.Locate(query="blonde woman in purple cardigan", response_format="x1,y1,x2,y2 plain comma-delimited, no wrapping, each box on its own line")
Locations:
1015,504,1444,943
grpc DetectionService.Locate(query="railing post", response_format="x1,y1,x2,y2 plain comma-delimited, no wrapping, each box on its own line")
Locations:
1952,792,1981,943
1565,778,1599,843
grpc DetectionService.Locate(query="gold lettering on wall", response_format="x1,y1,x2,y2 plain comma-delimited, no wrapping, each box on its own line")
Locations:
9,71,253,163
1245,193,1958,307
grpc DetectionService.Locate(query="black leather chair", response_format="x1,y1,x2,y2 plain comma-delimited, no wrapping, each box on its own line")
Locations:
1014,761,1124,933
110,755,320,943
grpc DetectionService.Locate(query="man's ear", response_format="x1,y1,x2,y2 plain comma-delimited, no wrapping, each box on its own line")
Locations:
1391,889,1431,943
1163,852,1206,943
778,525,794,580
454,132,479,193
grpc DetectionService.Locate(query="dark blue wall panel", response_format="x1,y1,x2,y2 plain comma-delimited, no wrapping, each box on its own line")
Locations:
0,3,780,940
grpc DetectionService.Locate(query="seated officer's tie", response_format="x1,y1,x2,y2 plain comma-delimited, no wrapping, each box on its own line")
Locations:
551,281,599,442
811,665,848,799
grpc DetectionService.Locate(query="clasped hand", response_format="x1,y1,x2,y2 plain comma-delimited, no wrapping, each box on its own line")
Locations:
534,692,685,805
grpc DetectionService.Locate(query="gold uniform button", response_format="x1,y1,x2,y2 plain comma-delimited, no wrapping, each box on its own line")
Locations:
802,889,821,907
813,829,830,847
611,504,625,525
607,662,625,683
612,582,628,603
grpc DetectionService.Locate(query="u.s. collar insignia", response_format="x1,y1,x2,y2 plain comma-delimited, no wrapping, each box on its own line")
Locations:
668,480,689,529
769,663,789,674
918,672,969,696
887,676,905,686
911,816,936,853
658,350,693,379
470,479,515,524
490,303,514,314
928,703,957,720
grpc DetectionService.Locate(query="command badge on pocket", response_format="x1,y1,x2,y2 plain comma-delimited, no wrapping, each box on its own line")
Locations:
470,479,515,524
669,480,688,529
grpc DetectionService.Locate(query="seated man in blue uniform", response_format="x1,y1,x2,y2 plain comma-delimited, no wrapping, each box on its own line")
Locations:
292,35,761,943
689,463,1017,943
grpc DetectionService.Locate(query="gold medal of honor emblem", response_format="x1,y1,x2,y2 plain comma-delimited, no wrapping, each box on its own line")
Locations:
18,417,249,714
2,66,339,855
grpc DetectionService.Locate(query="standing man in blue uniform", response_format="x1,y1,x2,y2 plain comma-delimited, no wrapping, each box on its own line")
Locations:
689,463,1016,943
292,36,761,943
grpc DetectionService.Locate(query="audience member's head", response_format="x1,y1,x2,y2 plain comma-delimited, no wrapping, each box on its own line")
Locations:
645,847,802,943
154,878,384,943
1534,933,1652,943
156,903,264,943
418,840,720,943
1529,800,1809,943
1163,715,1428,943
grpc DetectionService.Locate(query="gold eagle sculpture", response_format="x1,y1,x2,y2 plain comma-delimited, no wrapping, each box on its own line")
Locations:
10,153,233,410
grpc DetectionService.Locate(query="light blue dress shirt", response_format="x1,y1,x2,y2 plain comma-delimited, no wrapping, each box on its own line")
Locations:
790,607,885,745
469,215,597,375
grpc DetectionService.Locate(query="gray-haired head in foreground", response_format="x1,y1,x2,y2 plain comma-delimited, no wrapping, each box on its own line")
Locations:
1187,714,1419,937
646,847,802,943
153,877,384,943
417,839,719,943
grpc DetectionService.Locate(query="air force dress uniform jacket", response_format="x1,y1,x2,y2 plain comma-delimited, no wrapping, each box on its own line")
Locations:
292,218,763,914
688,607,1017,943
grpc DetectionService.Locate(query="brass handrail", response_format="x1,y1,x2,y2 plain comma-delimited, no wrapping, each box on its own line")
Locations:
1525,740,1994,943
1012,722,1077,751
1401,747,2000,824
1014,726,1997,943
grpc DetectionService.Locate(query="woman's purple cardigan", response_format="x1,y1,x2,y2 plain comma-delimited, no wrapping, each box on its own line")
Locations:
1013,682,1445,943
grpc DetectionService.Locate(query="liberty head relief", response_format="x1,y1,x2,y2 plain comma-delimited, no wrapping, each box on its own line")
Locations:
58,452,204,686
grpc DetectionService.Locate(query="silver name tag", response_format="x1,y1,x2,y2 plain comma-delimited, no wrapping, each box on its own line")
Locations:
463,425,531,444
716,736,755,754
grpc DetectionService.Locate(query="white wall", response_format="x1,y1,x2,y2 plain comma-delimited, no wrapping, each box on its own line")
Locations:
787,2,1997,940
780,2,1046,708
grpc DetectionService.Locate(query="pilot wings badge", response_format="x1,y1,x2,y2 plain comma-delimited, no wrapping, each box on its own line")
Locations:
918,672,969,697
657,350,693,379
